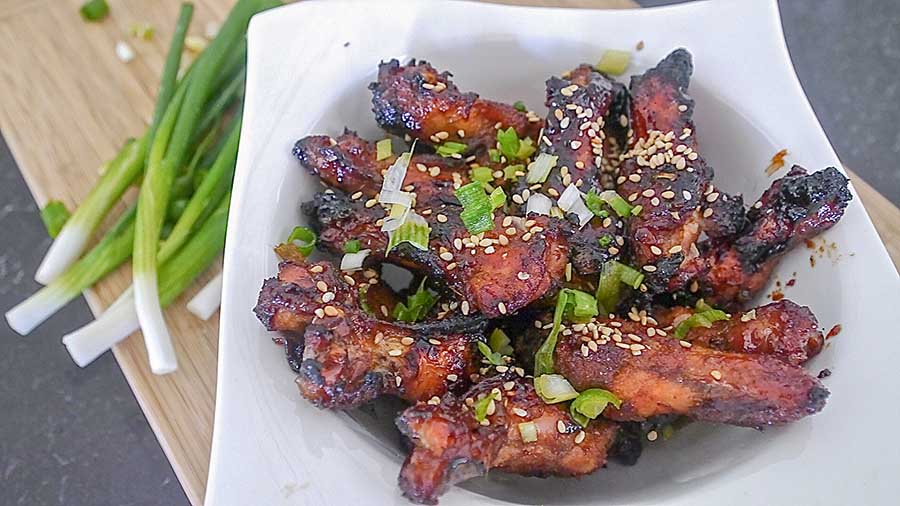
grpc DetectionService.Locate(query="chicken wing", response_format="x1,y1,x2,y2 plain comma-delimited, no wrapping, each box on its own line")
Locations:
254,261,484,408
397,374,618,504
551,313,828,428
655,299,824,365
371,59,542,151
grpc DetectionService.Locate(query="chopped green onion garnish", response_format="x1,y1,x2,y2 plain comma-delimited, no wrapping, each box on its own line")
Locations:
674,299,730,339
358,284,374,315
386,212,431,253
343,239,361,254
516,138,536,160
631,205,643,216
525,153,558,184
285,226,316,257
590,190,633,218
533,288,597,376
393,279,437,322
513,100,527,112
598,235,612,247
41,201,71,238
375,138,393,161
436,141,467,157
477,341,504,366
584,190,610,218
517,421,538,443
489,328,514,356
473,394,494,423
130,23,155,40
455,182,494,234
470,166,493,184
488,149,501,163
80,0,109,21
596,260,644,314
497,127,520,161
489,187,506,209
596,49,631,76
569,389,622,427
534,374,579,403
503,164,524,181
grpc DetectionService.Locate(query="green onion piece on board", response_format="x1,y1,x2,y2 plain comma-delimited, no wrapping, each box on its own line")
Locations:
343,239,361,254
596,49,631,76
534,374,579,403
80,0,110,21
569,389,622,427
436,141,467,157
41,201,71,238
376,139,392,161
393,279,437,322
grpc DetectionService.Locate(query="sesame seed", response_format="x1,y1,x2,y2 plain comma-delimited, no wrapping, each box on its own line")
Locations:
343,275,356,286
517,271,530,280
454,238,463,250
497,302,508,314
522,233,532,242
703,208,714,218
642,265,658,272
570,140,582,150
682,190,692,201
706,192,720,203
668,245,683,254
396,376,403,387
447,374,458,381
710,370,723,380
365,199,377,208
642,189,655,198
513,407,528,417
429,338,442,345
439,251,454,261
650,246,663,256
679,340,692,348
446,262,457,271
314,308,325,318
575,430,586,444
401,337,415,346
324,305,339,316
322,292,335,303
498,235,509,246
388,349,403,357
560,116,570,129
557,420,567,433
461,301,470,315
581,345,589,356
316,281,328,292
310,265,324,273
429,166,441,177
647,430,659,441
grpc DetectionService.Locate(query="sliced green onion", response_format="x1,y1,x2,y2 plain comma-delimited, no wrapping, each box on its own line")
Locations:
516,138,537,160
489,187,506,209
473,394,494,423
358,284,374,315
489,328,514,356
488,149,501,163
569,389,622,427
513,100,527,112
596,49,631,76
534,374,579,403
477,341,504,366
386,211,430,253
393,279,437,322
674,300,730,339
631,205,643,216
525,153,558,184
533,288,596,376
41,201,71,238
340,249,370,272
455,182,494,234
130,23,155,40
343,239,361,254
525,193,553,216
557,184,593,228
517,421,538,442
596,190,633,218
503,164,524,181
284,226,316,257
596,260,644,314
470,166,493,184
80,0,109,21
435,141,467,157
497,127,520,161
186,271,223,321
584,190,610,218
375,138,392,161
598,235,612,247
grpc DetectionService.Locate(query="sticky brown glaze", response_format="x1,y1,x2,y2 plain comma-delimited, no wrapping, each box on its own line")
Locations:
617,49,712,294
553,315,828,428
397,374,618,504
677,166,851,309
305,188,569,318
655,300,824,365
254,261,485,408
370,59,541,151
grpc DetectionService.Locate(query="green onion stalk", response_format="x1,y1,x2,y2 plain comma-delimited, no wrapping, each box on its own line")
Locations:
133,0,275,374
33,4,194,285
63,194,230,367
6,207,136,335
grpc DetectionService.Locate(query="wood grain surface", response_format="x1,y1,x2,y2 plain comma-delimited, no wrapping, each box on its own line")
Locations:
0,1,896,504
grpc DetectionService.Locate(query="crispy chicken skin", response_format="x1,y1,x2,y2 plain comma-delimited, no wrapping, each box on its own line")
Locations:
370,59,542,151
673,166,851,309
296,132,570,318
552,314,828,428
254,261,484,408
656,300,824,365
397,374,618,504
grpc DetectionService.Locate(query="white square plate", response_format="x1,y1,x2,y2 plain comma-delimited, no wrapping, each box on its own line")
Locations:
207,0,900,504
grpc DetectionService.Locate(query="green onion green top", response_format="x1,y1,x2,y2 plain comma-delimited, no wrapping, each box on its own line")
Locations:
674,300,730,339
41,201,71,238
435,141,467,158
595,49,631,76
454,182,494,234
393,279,437,322
80,0,110,21
375,139,392,161
569,388,622,427
343,240,361,254
533,288,598,376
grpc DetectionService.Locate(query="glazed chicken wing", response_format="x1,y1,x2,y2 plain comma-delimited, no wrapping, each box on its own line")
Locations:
551,313,828,428
397,374,619,504
295,132,570,318
254,261,484,408
371,59,542,151
656,299,824,365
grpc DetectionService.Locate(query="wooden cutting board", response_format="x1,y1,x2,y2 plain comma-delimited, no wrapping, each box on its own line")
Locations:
0,1,897,505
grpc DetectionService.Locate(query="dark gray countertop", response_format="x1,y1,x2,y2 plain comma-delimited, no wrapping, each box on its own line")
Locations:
1,1,897,504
